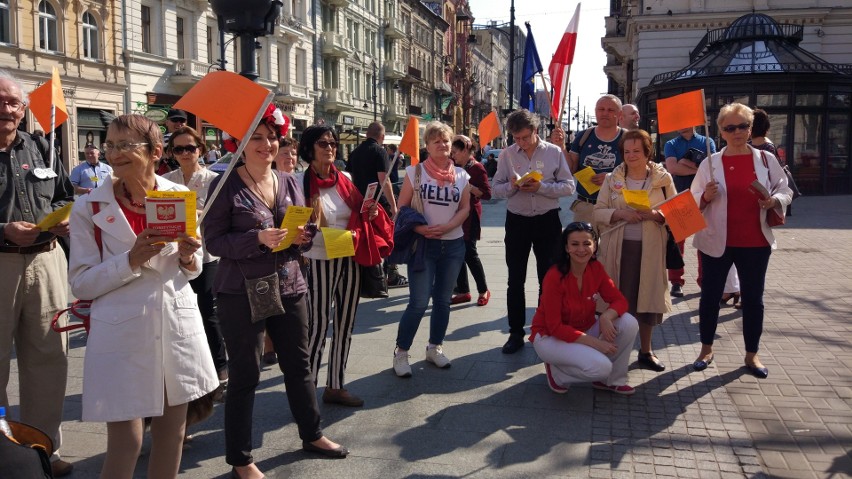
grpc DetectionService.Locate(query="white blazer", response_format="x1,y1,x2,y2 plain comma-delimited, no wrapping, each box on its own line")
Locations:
68,176,218,422
690,146,794,258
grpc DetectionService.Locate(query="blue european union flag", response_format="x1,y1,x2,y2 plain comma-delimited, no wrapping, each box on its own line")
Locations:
521,22,543,112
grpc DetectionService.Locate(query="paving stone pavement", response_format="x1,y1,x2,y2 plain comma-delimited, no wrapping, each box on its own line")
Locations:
5,194,851,478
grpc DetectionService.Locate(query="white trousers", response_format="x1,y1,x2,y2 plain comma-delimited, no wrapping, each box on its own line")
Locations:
533,313,639,387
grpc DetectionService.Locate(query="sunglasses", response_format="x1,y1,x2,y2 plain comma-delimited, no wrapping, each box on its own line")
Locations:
565,221,594,233
721,123,750,133
316,140,338,149
172,145,198,154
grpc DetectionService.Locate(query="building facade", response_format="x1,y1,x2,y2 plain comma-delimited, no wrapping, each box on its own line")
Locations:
602,0,852,194
0,0,125,170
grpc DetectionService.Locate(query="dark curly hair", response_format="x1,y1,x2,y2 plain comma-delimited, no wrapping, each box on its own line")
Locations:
297,125,339,164
554,222,599,276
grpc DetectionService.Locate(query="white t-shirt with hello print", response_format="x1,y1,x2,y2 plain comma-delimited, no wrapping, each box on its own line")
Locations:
405,164,469,240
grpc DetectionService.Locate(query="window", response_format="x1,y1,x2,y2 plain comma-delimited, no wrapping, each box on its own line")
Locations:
176,17,185,59
38,1,58,51
0,0,10,44
141,5,151,53
278,46,289,83
82,12,99,59
206,26,213,64
295,48,306,85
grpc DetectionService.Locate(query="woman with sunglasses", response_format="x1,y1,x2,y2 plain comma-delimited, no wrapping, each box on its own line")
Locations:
68,115,219,478
691,103,793,379
203,108,348,479
449,134,492,307
163,127,228,394
530,222,638,395
301,125,389,407
594,129,675,373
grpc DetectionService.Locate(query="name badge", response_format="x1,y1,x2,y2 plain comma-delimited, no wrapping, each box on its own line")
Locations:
536,160,544,170
33,168,49,179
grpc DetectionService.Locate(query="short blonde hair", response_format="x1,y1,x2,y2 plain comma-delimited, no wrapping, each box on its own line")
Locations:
423,121,453,144
717,103,754,128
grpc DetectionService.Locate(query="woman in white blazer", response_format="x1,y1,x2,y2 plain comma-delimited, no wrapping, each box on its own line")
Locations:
68,114,218,479
690,103,793,379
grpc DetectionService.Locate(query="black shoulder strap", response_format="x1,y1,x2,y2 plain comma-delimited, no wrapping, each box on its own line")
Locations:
578,128,593,149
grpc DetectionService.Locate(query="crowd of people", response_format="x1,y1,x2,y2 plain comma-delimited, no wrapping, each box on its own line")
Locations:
0,63,794,478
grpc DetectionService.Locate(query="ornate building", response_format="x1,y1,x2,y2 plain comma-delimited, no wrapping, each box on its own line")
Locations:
0,0,125,169
603,1,852,194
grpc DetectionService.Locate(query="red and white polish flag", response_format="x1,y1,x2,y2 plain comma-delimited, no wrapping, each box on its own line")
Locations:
549,3,581,120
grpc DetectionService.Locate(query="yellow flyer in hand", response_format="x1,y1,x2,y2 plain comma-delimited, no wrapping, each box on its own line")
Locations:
515,170,543,186
146,191,196,239
622,189,651,211
273,206,314,252
37,202,73,231
573,167,600,194
321,227,355,259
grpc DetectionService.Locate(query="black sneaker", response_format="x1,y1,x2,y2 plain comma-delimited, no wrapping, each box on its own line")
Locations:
670,283,684,298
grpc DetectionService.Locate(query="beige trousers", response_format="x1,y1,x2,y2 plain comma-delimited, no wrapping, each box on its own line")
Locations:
0,246,68,457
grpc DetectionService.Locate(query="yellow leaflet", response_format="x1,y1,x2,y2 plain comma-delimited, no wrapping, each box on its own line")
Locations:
37,202,73,232
514,170,543,186
146,190,197,239
622,189,651,211
573,167,600,194
321,227,355,259
273,206,313,252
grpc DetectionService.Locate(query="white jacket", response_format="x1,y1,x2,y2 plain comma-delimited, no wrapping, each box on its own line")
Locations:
690,146,794,258
68,176,218,422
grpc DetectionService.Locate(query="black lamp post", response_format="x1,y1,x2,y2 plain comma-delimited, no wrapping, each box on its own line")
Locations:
210,0,283,81
372,61,378,122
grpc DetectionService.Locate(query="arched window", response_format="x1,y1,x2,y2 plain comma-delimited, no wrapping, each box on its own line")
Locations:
38,1,58,51
0,0,11,44
82,11,99,59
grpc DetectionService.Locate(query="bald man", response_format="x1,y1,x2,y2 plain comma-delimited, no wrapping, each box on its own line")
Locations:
620,104,640,130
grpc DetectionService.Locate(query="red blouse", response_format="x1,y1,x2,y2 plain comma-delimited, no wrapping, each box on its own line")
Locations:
723,154,769,247
118,201,147,235
529,261,629,344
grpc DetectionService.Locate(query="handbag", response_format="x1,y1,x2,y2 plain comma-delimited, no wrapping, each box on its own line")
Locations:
783,165,801,200
0,421,54,479
243,270,286,323
360,263,388,298
759,151,787,227
661,189,685,270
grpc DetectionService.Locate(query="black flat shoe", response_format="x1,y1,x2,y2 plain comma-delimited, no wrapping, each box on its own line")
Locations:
501,335,525,354
302,441,350,458
637,352,666,372
692,355,714,371
745,364,769,379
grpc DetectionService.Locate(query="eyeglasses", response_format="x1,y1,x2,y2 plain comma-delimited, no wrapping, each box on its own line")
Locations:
721,123,751,133
0,99,24,110
316,140,338,149
103,142,148,154
172,145,198,154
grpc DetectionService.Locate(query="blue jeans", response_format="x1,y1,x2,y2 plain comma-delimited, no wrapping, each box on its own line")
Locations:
396,238,465,351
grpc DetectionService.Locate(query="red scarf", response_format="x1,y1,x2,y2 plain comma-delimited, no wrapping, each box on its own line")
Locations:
423,157,456,187
307,164,363,213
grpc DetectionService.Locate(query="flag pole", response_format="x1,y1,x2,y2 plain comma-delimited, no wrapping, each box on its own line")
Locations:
48,104,56,168
557,65,573,125
538,72,553,113
700,89,714,179
199,92,274,224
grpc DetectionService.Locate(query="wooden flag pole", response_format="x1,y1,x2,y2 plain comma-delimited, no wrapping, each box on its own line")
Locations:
700,89,715,179
48,104,55,168
198,91,274,224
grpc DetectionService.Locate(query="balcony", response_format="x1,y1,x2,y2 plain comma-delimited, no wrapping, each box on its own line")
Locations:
384,105,407,121
321,89,352,112
170,59,211,84
275,83,312,104
279,16,305,40
408,104,422,116
322,0,350,7
322,31,350,58
383,18,406,39
383,60,406,80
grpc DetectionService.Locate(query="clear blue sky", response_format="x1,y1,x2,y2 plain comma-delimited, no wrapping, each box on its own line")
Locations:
465,1,608,127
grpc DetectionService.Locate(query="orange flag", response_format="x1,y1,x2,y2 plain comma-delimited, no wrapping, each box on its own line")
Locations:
173,71,272,139
478,111,501,148
398,116,420,165
658,190,707,243
28,67,68,131
656,89,706,134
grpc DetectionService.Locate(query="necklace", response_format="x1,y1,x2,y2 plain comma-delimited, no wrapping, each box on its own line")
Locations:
122,182,155,208
244,166,276,210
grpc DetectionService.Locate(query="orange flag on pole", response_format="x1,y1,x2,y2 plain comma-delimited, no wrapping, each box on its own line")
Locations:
478,111,501,148
658,190,706,243
655,89,706,134
28,67,68,131
398,116,420,165
173,71,272,139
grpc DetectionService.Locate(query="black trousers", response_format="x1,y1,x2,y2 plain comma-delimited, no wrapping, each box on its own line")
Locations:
217,292,322,467
504,209,563,337
189,260,227,373
456,239,488,294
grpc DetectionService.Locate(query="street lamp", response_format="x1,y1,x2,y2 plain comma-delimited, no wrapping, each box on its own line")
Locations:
210,0,282,81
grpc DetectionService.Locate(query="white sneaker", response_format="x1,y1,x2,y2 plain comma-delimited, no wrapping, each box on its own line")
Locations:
425,345,451,368
393,350,412,377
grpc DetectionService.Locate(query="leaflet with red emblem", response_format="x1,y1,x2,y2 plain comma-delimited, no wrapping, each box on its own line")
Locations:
145,191,197,240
